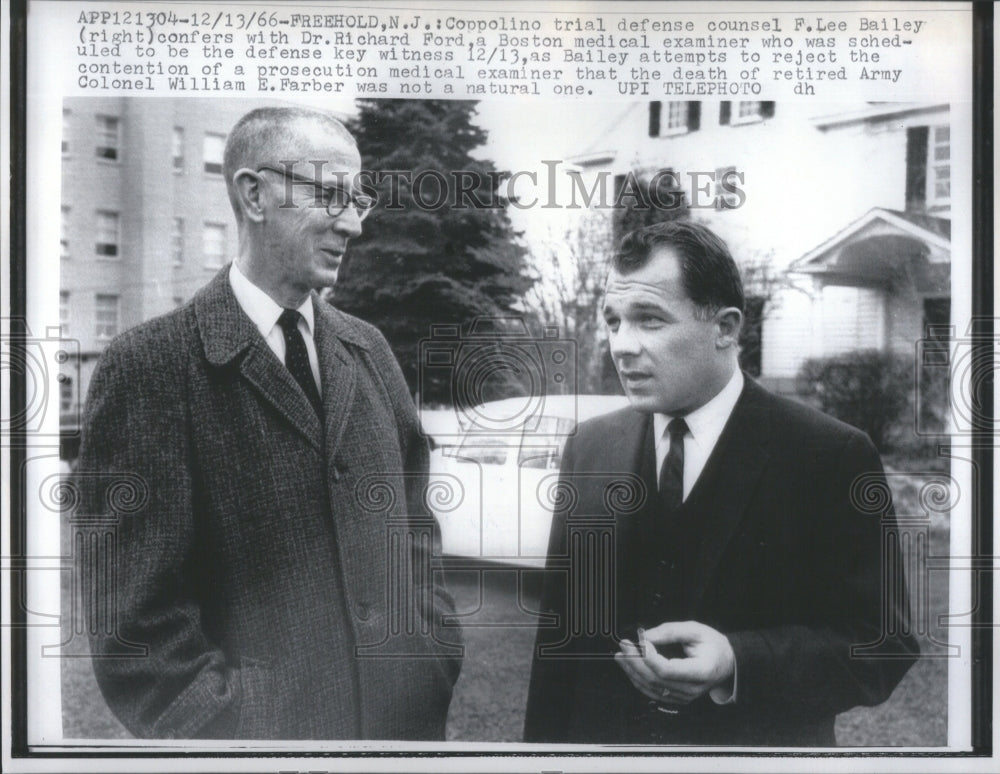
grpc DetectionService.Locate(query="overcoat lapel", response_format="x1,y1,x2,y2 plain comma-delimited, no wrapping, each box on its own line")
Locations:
240,348,323,450
196,266,323,450
683,378,771,612
312,298,360,458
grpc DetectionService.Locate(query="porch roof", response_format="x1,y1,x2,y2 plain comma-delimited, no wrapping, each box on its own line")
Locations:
790,208,950,292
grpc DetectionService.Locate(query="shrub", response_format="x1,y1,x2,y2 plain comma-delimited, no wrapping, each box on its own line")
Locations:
797,350,913,452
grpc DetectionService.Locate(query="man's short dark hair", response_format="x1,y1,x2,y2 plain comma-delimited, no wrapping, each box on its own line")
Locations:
612,221,745,318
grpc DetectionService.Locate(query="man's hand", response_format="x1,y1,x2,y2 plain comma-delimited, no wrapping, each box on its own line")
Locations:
615,621,736,706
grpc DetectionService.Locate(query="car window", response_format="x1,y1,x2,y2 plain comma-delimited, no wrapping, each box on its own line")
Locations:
444,437,511,465
517,416,577,469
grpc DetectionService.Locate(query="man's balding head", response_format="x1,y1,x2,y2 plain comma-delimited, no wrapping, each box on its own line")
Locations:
226,106,363,308
222,106,357,221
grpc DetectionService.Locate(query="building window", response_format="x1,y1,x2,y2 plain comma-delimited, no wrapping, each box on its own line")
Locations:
95,294,120,339
62,109,70,154
918,297,951,431
203,223,227,267
61,206,70,259
928,125,950,206
96,115,120,160
203,133,225,174
720,101,774,125
95,211,119,257
59,291,70,336
171,217,184,265
172,127,185,171
649,101,700,136
60,376,73,412
665,101,688,130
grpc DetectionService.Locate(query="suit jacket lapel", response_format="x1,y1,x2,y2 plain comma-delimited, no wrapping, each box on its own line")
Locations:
601,410,656,622
196,267,322,451
684,377,771,612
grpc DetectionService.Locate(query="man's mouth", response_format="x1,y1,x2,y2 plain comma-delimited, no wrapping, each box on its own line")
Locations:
620,370,652,384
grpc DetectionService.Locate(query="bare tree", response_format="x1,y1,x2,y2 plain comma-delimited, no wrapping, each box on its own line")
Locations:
525,211,616,394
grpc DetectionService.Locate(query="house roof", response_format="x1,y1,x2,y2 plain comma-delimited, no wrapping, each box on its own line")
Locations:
794,208,950,268
883,209,952,241
567,103,642,167
791,207,951,291
810,102,949,130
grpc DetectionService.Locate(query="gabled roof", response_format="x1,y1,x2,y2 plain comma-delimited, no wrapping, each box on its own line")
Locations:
885,209,951,241
793,207,951,273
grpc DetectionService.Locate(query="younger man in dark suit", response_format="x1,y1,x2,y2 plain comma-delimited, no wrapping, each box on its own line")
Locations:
524,221,917,745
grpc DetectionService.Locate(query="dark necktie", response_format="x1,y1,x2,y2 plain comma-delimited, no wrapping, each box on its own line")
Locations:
657,417,688,511
277,309,322,417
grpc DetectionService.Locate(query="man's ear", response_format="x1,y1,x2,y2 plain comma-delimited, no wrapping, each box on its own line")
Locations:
232,169,265,223
714,307,743,349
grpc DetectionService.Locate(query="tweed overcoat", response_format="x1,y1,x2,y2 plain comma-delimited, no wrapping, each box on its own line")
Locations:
77,266,462,740
524,377,918,745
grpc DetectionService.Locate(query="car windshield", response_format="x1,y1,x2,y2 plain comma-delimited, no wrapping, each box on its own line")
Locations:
517,416,576,469
443,436,512,465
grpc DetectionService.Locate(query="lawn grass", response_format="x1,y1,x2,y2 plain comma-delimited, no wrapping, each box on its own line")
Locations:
61,473,954,746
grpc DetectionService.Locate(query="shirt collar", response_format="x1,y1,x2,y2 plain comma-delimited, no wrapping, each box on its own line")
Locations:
653,369,745,447
229,261,315,338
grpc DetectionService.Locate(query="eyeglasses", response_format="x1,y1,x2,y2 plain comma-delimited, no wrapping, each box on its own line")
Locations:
256,165,377,221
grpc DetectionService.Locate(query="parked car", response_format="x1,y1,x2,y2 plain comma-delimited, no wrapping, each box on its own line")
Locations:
420,395,630,567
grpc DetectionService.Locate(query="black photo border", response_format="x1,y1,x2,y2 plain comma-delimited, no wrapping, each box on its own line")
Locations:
3,0,994,766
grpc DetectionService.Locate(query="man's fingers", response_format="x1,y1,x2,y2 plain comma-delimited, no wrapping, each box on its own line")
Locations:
619,641,708,704
642,620,705,645
619,642,690,701
646,654,713,684
614,653,665,703
618,640,662,686
638,630,710,683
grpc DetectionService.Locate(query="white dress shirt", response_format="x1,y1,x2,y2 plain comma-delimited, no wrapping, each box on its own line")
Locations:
651,367,744,704
228,261,321,391
653,369,745,501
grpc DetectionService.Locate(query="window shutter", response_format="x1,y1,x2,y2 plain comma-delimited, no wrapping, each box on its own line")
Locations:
719,101,731,125
687,101,701,131
649,101,662,137
905,126,929,210
760,101,775,118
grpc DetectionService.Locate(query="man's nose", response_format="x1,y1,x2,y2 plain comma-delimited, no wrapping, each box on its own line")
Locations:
609,324,641,358
332,207,363,239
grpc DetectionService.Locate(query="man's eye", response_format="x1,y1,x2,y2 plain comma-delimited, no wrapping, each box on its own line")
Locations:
604,317,620,332
324,188,351,206
638,315,664,327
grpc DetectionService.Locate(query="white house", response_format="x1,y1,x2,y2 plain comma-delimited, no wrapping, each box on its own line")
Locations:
569,100,951,392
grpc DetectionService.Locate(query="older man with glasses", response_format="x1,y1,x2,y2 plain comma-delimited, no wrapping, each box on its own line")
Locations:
77,106,462,740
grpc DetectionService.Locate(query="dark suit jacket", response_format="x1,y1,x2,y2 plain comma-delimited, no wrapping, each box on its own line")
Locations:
524,377,917,746
77,267,461,740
